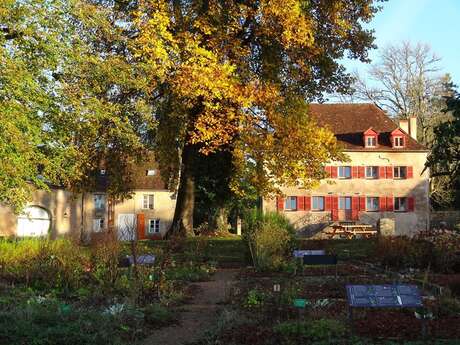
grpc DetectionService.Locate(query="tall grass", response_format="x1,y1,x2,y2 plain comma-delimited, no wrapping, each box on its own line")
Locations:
242,210,296,271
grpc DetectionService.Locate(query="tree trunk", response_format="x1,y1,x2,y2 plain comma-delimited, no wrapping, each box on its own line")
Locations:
168,145,196,237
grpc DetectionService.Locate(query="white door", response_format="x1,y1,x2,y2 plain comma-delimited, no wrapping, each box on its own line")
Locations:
117,214,136,241
17,206,51,237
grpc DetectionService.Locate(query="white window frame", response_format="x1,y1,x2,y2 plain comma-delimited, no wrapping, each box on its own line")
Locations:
284,196,297,211
142,194,154,210
393,166,407,179
366,197,379,212
338,166,352,179
394,136,404,148
365,136,377,147
394,197,408,212
93,218,104,232
365,166,378,179
312,196,325,211
94,194,106,211
148,219,160,234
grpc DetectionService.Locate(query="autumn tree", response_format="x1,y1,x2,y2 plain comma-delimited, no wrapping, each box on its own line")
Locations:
130,0,381,236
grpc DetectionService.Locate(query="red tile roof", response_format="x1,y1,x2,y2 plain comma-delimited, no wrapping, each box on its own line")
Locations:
308,103,427,151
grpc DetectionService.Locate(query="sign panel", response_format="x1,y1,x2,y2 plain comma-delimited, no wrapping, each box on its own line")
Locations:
346,285,422,308
293,250,326,257
293,299,307,308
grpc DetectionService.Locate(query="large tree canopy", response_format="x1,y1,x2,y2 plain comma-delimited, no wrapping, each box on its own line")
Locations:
1,0,381,236
131,0,381,235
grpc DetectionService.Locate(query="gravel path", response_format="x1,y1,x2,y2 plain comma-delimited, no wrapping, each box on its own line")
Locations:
143,269,238,345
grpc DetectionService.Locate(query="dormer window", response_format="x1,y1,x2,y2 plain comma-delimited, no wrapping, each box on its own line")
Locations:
390,128,406,148
366,136,377,147
394,136,404,147
363,128,378,148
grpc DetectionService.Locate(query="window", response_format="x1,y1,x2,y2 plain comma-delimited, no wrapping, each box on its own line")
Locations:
393,166,407,179
338,166,351,179
338,197,351,210
100,169,106,175
366,136,377,147
365,166,378,179
394,197,408,212
312,196,325,211
94,194,106,211
146,169,156,176
142,194,154,209
148,219,160,234
366,197,379,211
284,196,297,211
394,136,404,147
92,218,104,232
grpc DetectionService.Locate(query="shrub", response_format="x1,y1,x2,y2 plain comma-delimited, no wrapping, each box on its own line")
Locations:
143,303,175,327
274,319,346,342
243,210,295,271
0,239,90,292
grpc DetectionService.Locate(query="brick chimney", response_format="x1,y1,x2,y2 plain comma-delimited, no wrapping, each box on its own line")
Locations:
409,116,417,141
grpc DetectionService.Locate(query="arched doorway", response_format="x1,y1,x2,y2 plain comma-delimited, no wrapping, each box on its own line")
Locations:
17,206,51,237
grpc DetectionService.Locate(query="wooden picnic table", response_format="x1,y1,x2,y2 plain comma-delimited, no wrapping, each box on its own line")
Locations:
326,224,377,239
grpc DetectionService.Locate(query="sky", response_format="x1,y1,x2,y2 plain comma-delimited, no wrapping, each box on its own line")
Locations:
342,0,460,85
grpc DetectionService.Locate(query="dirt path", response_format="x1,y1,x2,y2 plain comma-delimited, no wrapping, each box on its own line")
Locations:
143,269,238,345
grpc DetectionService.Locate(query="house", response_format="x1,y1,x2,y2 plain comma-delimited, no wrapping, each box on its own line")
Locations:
262,103,430,236
0,156,176,240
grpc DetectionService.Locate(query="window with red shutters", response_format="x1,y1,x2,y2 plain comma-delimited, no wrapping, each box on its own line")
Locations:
386,196,394,211
352,166,358,179
305,196,311,211
378,166,386,179
276,197,284,211
379,197,386,211
358,166,365,179
359,196,366,210
298,196,305,210
407,166,413,178
408,197,415,211
386,166,393,179
331,166,338,178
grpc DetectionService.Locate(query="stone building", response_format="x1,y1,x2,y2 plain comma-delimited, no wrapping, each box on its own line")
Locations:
262,103,430,236
0,156,176,240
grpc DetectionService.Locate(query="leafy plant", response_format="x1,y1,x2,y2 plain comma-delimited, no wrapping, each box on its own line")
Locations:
243,210,296,271
244,289,266,308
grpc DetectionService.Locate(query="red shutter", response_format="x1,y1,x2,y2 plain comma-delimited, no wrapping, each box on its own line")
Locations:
305,196,311,211
358,166,365,179
386,166,393,179
379,197,386,211
137,213,145,240
407,166,413,179
332,196,339,210
331,195,339,221
325,166,332,177
351,166,358,179
359,196,366,211
351,197,359,220
298,196,305,211
325,196,332,211
331,166,338,178
378,166,386,179
276,197,284,211
386,196,394,211
408,197,415,211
